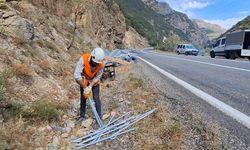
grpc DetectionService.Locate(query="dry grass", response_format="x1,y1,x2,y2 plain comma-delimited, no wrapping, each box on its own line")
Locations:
44,40,59,53
12,63,33,77
127,75,184,150
0,119,36,149
13,31,28,47
38,60,51,71
35,39,45,48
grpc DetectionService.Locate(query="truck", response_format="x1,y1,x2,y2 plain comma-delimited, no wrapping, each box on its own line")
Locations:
210,30,250,61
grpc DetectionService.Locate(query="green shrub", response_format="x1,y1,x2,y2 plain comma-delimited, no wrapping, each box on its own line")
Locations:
130,77,144,87
6,102,23,118
34,98,59,121
0,72,7,101
0,143,7,150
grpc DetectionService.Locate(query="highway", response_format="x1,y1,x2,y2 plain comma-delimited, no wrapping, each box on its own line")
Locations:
139,51,250,144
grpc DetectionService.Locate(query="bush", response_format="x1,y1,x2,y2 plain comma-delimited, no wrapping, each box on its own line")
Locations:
6,102,23,118
0,71,9,101
34,98,60,121
0,143,7,150
130,77,144,87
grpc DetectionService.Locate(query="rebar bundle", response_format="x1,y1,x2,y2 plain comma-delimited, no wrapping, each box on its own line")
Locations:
71,98,156,149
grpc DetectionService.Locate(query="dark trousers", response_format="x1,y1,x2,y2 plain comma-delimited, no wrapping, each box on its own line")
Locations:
80,84,102,118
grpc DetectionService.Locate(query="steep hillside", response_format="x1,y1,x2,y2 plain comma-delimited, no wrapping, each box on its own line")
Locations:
142,0,209,46
0,0,147,149
223,15,250,35
194,19,226,40
115,0,189,51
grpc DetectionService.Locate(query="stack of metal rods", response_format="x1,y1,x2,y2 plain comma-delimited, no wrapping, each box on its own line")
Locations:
71,98,156,149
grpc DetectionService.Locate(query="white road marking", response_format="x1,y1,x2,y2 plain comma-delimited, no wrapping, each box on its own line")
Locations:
149,52,250,72
139,57,250,129
148,50,250,63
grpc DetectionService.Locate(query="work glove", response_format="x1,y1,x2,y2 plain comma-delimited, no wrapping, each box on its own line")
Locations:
83,86,92,99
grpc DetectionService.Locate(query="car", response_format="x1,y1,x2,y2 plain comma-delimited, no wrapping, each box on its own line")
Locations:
176,44,199,56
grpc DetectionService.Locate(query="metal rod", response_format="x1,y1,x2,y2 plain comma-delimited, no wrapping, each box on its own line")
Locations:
72,114,138,143
106,111,131,126
88,98,104,128
74,121,131,146
72,109,154,144
71,108,156,148
107,114,115,125
75,128,136,149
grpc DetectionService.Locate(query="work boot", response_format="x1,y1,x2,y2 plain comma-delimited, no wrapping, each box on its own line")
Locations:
75,117,85,125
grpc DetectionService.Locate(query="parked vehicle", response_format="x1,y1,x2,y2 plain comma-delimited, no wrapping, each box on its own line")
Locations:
210,30,250,60
176,44,199,56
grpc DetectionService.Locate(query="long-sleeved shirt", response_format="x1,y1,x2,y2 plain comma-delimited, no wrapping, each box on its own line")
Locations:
74,56,104,83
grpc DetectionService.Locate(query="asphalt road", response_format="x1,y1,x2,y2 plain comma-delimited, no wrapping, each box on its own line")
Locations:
139,51,250,144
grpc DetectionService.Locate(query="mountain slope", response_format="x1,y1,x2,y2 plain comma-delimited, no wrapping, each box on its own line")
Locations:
115,0,188,49
194,19,226,40
142,0,208,46
224,15,250,35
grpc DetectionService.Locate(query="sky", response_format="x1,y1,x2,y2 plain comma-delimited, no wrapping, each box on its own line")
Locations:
157,0,250,29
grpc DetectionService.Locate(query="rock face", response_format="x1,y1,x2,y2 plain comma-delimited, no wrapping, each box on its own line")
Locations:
28,0,146,49
123,27,149,49
194,19,226,40
1,9,34,43
142,0,209,46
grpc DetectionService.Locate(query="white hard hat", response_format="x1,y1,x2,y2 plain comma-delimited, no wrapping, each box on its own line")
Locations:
91,48,105,63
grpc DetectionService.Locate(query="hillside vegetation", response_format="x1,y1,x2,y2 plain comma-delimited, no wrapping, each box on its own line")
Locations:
221,15,250,38
115,0,188,50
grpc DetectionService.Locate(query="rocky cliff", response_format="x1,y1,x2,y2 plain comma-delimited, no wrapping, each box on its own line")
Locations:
142,0,209,46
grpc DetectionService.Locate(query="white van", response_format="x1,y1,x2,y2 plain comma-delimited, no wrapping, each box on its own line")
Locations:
210,30,250,60
176,44,199,56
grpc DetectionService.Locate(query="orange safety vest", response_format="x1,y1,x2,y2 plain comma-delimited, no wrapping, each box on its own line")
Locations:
81,54,104,86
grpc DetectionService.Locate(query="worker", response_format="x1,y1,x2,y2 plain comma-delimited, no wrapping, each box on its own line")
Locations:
74,48,105,124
